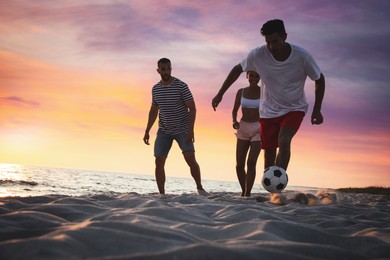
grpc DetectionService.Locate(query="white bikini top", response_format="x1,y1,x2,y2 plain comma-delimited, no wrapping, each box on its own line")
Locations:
241,88,260,109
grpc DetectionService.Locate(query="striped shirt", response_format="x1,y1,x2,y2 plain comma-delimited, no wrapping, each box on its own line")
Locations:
152,77,194,135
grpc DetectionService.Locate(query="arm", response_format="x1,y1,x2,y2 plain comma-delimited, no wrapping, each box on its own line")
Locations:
212,63,243,111
184,99,196,143
232,89,242,129
143,104,159,145
311,73,325,125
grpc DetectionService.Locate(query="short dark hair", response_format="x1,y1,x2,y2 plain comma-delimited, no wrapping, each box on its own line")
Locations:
157,57,171,67
260,19,286,36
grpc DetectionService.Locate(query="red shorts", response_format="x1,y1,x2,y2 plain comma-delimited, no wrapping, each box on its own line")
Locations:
260,111,305,149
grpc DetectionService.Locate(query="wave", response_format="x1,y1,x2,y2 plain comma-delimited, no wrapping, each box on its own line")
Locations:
0,179,38,186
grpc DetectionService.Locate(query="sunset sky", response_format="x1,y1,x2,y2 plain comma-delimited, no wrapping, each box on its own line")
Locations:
1,0,389,189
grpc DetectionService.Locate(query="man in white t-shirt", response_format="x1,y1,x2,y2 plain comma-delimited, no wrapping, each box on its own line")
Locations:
212,19,325,172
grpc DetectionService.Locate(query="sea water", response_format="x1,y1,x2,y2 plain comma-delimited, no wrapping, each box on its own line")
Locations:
0,164,243,197
0,164,317,197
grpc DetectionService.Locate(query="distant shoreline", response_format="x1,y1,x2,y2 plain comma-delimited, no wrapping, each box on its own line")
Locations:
337,186,390,195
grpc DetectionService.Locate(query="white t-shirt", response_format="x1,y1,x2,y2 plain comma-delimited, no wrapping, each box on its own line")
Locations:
241,44,321,118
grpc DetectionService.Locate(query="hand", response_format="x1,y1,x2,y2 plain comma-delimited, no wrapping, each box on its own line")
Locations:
212,94,222,111
311,111,323,125
233,121,240,129
143,132,150,145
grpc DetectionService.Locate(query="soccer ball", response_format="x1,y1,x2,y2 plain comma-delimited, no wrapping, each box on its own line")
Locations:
261,166,288,193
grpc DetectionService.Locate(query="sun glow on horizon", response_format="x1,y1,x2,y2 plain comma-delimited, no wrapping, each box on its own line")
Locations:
0,163,24,180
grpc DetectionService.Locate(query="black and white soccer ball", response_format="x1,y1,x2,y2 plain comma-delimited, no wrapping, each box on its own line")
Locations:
261,166,288,193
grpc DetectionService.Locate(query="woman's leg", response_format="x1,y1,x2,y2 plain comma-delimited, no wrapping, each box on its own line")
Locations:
244,141,261,196
236,139,250,196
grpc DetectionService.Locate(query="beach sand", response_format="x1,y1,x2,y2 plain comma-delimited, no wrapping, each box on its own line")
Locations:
0,190,389,259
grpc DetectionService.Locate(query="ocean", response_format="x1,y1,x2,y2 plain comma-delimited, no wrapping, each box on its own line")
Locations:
0,164,317,197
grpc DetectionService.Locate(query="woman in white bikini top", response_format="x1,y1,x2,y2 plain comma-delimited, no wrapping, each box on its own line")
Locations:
241,91,260,108
233,73,261,124
231,71,262,197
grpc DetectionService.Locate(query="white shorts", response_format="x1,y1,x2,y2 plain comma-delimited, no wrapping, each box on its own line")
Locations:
235,120,261,142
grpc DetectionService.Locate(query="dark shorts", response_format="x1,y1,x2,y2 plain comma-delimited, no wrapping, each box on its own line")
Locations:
260,111,305,149
154,129,195,157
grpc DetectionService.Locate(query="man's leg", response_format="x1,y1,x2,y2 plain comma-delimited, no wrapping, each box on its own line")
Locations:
276,111,304,170
276,127,297,170
154,130,173,195
264,148,277,169
183,151,203,190
260,117,279,170
155,156,167,194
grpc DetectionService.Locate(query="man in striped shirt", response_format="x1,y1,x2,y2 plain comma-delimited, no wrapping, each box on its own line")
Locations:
143,58,209,196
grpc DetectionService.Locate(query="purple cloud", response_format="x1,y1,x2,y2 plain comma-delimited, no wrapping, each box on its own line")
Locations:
1,0,389,133
1,96,40,108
